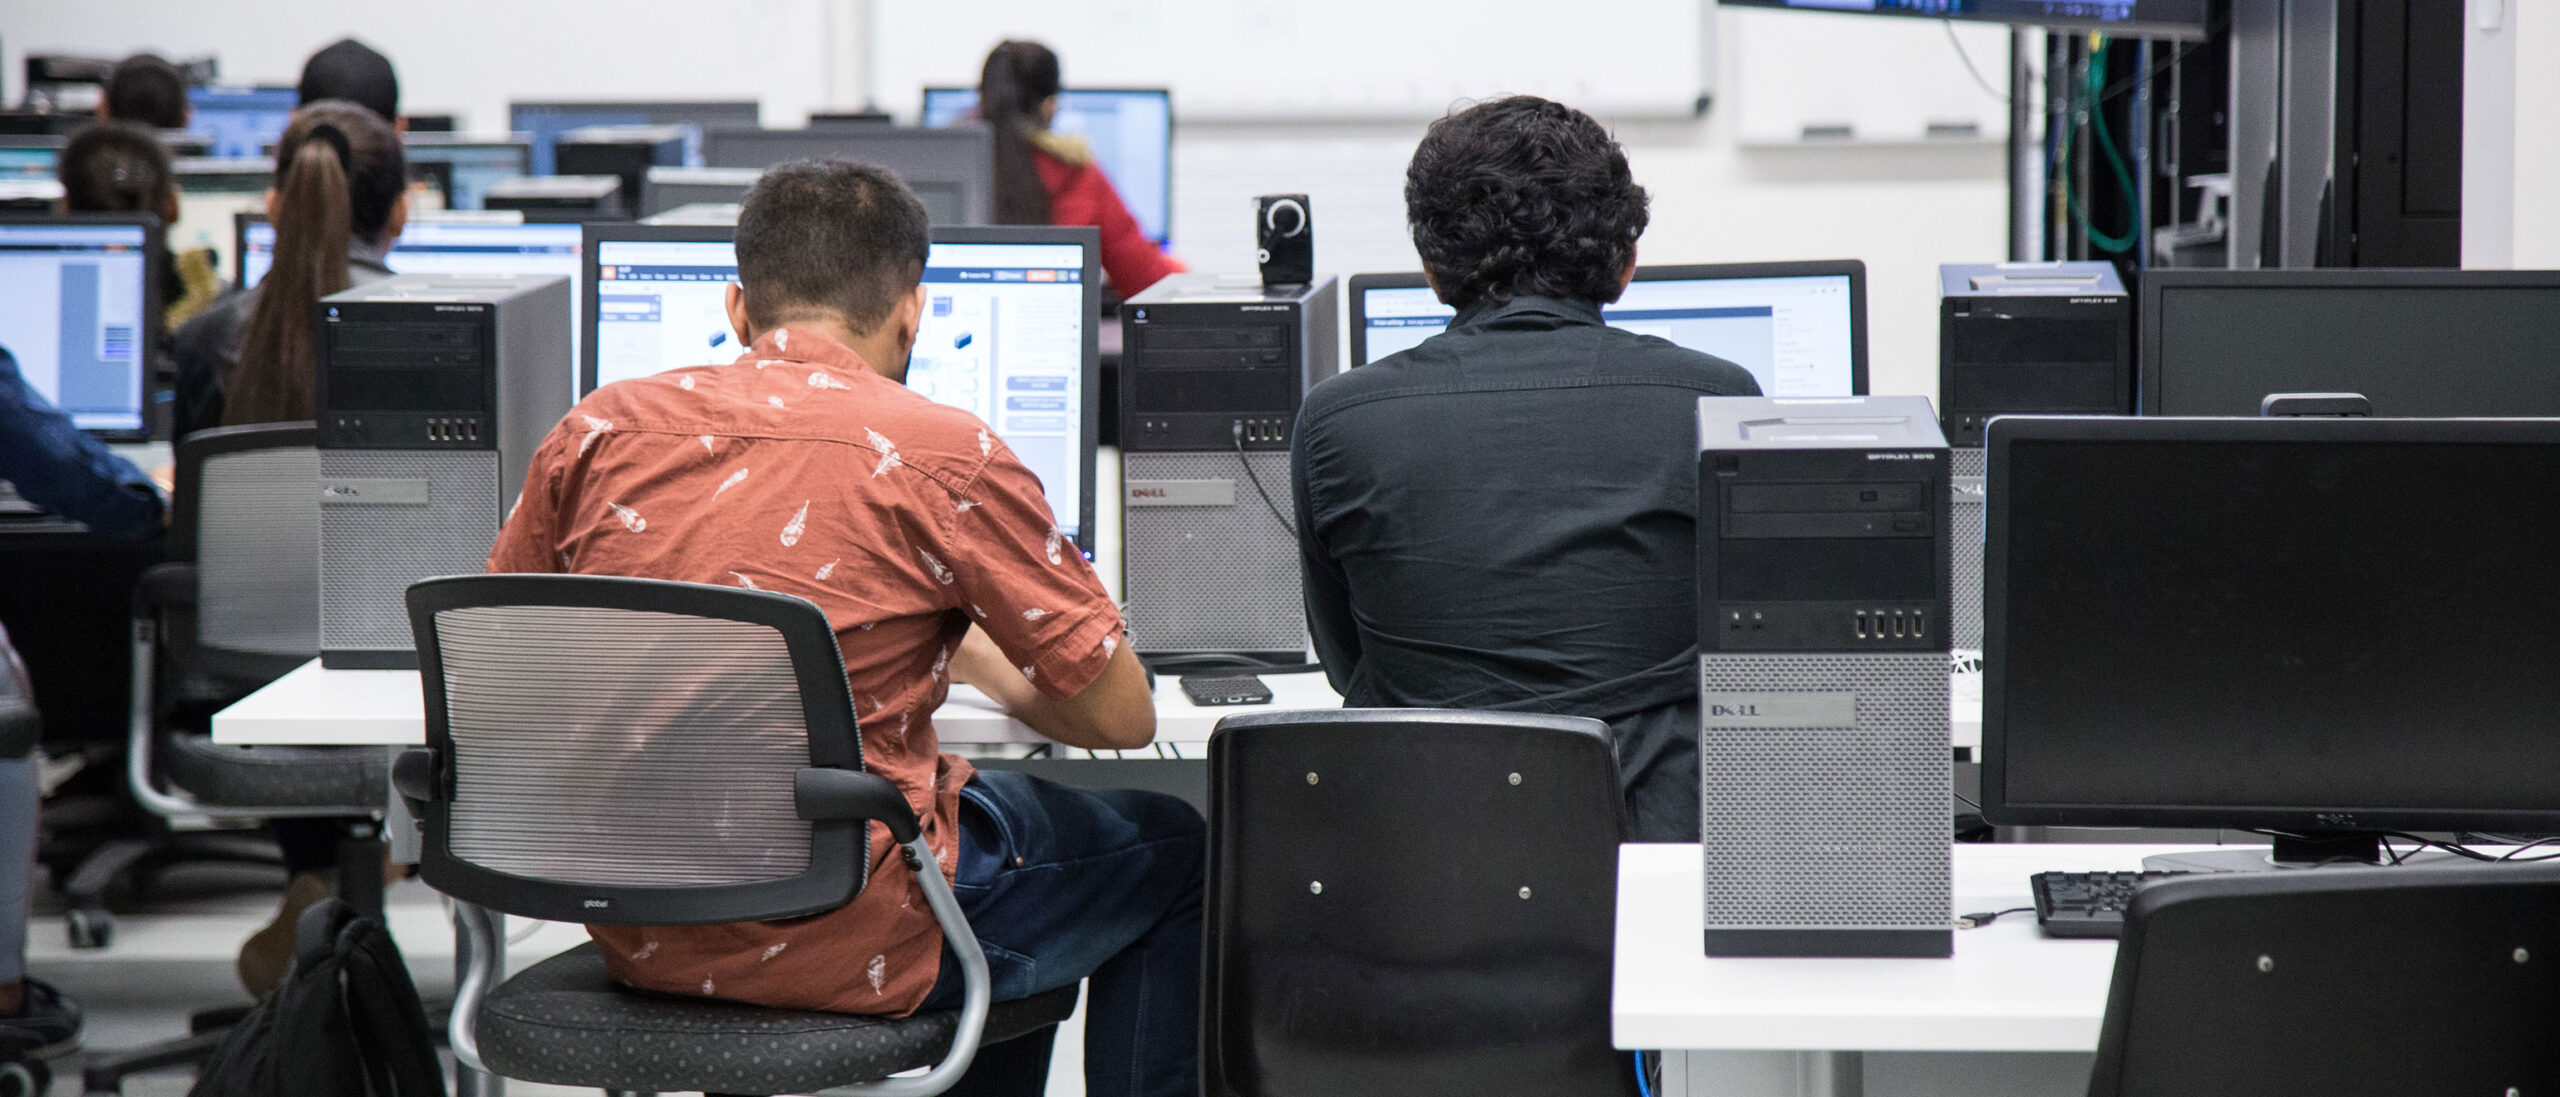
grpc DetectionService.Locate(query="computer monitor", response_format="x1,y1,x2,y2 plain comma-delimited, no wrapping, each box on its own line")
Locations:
0,137,62,179
1719,0,2208,38
1981,414,2560,866
402,135,532,211
1346,260,1869,396
638,166,760,217
508,100,761,174
186,86,298,160
700,126,993,225
920,88,1173,245
2141,269,2560,417
0,214,160,439
238,213,585,370
579,222,1101,552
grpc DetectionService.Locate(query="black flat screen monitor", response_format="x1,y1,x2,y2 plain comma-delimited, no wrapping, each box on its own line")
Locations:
508,100,761,174
1346,260,1869,396
700,126,992,225
576,222,1101,554
1722,0,2208,38
0,214,161,439
402,136,532,211
2142,269,2560,417
1983,414,2560,859
921,88,1171,245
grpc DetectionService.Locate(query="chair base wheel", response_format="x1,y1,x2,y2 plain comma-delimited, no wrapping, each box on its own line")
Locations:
0,1058,49,1097
65,908,111,950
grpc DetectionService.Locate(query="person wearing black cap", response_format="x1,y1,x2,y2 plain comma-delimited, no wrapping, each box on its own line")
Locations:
296,38,400,129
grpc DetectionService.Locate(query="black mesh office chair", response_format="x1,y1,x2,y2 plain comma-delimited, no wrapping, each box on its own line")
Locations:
2089,863,2560,1096
395,574,1078,1096
62,423,389,950
1203,709,1637,1097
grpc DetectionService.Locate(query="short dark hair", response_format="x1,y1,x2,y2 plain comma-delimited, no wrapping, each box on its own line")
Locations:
298,38,399,124
1404,96,1649,310
105,54,189,129
59,122,174,214
734,158,931,335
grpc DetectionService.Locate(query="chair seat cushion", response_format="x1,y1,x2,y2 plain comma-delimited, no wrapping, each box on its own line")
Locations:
477,941,1081,1093
161,734,387,811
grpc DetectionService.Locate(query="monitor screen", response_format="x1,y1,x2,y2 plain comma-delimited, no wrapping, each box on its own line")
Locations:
0,144,58,179
509,101,760,174
242,216,584,366
402,139,530,211
582,226,1098,549
1984,416,2560,835
0,218,154,436
921,88,1172,245
186,86,299,160
1349,261,1867,396
2143,271,2560,417
1721,0,2209,38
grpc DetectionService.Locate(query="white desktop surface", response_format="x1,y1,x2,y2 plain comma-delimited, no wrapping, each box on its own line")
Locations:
1613,842,2214,1053
211,658,1343,747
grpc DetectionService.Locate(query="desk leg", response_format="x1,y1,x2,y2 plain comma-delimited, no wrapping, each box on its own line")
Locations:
1661,1051,1863,1097
452,902,506,1097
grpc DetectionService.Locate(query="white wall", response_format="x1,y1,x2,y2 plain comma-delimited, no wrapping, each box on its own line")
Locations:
3,1,2007,397
2462,0,2560,269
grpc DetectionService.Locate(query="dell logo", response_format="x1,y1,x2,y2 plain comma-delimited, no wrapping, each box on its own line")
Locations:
322,485,361,498
1709,704,1762,718
1131,488,1167,499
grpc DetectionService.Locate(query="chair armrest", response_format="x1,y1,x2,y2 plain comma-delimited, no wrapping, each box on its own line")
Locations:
794,767,920,844
133,562,198,616
393,747,440,816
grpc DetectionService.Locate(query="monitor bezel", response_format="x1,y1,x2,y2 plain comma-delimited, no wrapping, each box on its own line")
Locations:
0,211,165,442
2138,267,2560,417
575,221,1103,554
1980,412,2560,835
1717,0,2210,41
697,125,995,226
1345,259,1870,395
920,86,1174,246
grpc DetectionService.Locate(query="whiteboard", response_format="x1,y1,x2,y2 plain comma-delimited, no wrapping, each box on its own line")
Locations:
1731,7,2014,145
872,0,1713,121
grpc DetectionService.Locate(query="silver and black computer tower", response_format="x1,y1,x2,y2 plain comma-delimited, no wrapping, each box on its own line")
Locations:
1696,395,1952,958
1118,274,1339,661
317,274,572,669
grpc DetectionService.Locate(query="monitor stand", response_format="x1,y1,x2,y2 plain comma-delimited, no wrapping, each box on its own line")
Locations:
2142,831,2384,873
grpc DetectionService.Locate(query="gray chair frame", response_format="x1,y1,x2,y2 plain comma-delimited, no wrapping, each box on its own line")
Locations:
398,573,999,1096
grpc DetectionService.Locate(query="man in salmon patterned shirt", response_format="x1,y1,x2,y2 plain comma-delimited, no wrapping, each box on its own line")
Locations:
488,159,1201,1097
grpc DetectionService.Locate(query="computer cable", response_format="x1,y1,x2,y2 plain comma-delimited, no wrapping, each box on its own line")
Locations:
1955,907,2034,930
1231,421,1295,537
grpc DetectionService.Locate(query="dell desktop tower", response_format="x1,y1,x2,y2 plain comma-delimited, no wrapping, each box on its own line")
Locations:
1697,395,1952,958
1119,273,1339,660
1938,262,2129,650
317,274,573,669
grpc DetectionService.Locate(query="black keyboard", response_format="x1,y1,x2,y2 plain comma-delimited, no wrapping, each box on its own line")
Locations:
2029,870,2199,938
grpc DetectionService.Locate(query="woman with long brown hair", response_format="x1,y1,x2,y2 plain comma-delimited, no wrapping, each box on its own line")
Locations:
979,40,1184,296
172,101,408,436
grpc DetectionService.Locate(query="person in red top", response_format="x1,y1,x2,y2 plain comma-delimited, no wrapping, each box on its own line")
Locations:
981,40,1184,297
488,158,1203,1097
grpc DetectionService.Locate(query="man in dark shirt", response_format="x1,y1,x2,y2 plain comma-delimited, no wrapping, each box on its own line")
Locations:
1292,96,1761,842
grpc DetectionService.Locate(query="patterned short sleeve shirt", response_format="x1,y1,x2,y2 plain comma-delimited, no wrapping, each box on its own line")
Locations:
488,327,1123,1016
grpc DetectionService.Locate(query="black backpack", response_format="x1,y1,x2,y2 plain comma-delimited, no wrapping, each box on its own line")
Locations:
189,897,448,1097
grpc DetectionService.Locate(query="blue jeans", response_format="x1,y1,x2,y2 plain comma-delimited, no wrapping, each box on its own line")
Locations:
921,770,1205,1097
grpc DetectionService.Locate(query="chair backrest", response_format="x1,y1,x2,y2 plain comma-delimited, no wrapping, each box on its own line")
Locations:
404,574,868,926
1203,708,1633,1097
2090,863,2560,1097
172,423,319,663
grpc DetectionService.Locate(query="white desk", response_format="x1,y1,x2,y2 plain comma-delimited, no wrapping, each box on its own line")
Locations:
1615,841,2214,1096
211,658,1345,747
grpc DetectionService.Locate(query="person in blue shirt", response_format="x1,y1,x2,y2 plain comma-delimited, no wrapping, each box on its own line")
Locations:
0,345,166,1056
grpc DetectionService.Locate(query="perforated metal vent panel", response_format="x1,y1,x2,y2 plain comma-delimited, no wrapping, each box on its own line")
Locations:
320,450,499,656
434,604,814,887
1951,446,1985,650
1699,652,1950,931
1124,450,1307,654
199,447,320,658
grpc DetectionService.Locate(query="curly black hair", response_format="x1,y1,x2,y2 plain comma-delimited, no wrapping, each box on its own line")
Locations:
1404,96,1649,310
